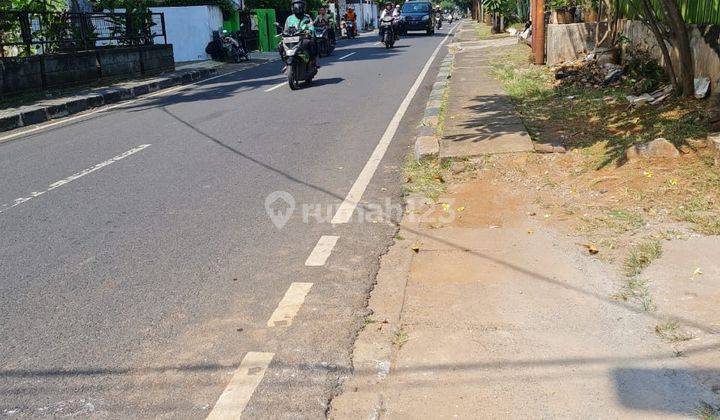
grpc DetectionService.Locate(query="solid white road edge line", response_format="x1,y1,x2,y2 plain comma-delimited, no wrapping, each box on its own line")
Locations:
0,63,274,144
0,144,151,215
264,82,286,92
331,24,457,224
338,52,356,60
206,352,274,420
304,235,339,266
266,282,314,327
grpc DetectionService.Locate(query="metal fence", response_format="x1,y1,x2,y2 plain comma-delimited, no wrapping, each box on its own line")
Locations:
623,0,720,25
0,11,167,57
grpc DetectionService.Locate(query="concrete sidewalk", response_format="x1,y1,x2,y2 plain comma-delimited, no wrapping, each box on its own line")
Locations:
440,24,533,158
379,197,716,418
0,55,276,133
330,21,719,419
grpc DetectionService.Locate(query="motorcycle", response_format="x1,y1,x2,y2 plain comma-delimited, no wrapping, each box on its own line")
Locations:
379,16,396,48
276,24,317,90
206,26,250,63
436,15,443,29
315,24,336,57
341,19,357,39
445,13,454,23
222,28,250,62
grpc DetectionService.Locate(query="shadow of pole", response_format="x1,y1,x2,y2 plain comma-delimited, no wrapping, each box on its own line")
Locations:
159,107,720,338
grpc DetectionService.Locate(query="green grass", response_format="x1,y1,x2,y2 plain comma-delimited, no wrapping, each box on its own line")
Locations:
403,154,446,202
655,320,693,343
607,209,645,229
616,278,656,312
487,43,710,167
475,22,493,39
696,402,720,420
680,213,720,235
490,62,552,102
674,195,720,235
393,328,409,348
436,84,451,136
623,239,662,277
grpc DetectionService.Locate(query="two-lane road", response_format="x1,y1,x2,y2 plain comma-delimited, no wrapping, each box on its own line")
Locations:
0,23,457,418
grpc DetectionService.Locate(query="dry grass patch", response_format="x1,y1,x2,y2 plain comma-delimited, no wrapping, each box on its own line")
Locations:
655,320,693,343
623,240,662,277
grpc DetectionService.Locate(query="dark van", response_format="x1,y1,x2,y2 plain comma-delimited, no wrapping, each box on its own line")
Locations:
400,1,436,35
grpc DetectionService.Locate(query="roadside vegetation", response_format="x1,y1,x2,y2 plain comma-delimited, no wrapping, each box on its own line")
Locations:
486,43,720,268
454,40,720,353
402,155,448,202
696,401,720,420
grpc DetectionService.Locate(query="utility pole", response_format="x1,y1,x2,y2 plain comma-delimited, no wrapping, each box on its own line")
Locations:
532,0,545,65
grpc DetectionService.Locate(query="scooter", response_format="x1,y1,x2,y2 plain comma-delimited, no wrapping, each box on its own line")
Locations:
207,28,249,62
221,27,250,62
315,24,335,56
342,19,357,39
276,24,317,90
379,16,396,48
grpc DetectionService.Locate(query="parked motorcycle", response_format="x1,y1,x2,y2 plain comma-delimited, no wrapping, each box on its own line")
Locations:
379,16,396,48
206,25,250,63
276,24,317,90
315,24,335,56
223,28,250,62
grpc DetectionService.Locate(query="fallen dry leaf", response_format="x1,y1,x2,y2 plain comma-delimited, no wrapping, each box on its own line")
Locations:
583,243,599,254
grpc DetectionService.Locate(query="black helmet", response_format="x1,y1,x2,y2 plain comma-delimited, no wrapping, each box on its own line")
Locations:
291,0,306,16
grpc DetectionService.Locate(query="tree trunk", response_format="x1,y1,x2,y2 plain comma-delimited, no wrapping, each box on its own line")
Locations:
640,0,680,93
659,0,694,96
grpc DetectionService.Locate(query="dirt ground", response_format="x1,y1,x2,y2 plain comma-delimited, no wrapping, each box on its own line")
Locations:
332,23,720,418
385,156,720,417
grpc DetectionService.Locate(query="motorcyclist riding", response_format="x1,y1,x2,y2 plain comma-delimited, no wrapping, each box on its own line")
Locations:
378,3,399,40
314,5,335,44
278,0,319,71
342,7,357,37
393,4,403,35
393,4,401,17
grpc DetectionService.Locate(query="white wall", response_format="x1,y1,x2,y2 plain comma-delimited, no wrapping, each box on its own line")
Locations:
150,6,224,62
356,3,378,30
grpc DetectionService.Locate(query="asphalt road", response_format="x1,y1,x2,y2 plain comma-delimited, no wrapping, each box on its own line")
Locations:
0,23,457,418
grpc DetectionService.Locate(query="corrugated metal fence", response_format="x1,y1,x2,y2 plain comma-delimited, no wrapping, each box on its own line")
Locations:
624,0,720,25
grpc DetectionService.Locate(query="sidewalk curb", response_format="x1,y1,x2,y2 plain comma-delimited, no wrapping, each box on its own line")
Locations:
413,49,455,161
0,67,220,133
0,59,275,134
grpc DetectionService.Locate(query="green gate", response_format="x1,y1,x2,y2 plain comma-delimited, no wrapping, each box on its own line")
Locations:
254,8,277,52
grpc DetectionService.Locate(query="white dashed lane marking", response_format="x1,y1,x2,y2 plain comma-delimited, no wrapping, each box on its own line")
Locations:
267,282,314,327
338,52,356,60
304,235,339,266
264,82,286,92
0,144,151,215
206,352,274,419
